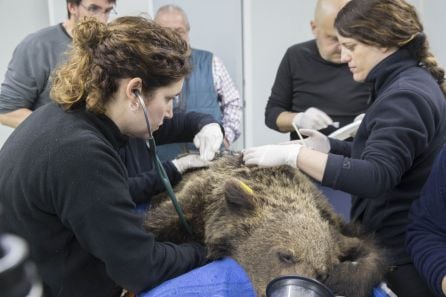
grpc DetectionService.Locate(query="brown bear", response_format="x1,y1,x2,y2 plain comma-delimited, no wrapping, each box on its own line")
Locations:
144,153,387,297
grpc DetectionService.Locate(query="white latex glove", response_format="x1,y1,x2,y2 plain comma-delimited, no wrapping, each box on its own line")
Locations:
353,113,365,122
243,143,302,168
193,123,223,161
299,129,330,153
328,113,365,140
292,107,334,130
172,154,211,174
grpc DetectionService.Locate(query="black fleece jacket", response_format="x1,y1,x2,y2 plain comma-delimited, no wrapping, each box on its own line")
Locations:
0,103,207,297
323,48,446,265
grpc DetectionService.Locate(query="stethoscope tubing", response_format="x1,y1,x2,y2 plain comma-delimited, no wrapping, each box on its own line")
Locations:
135,91,193,235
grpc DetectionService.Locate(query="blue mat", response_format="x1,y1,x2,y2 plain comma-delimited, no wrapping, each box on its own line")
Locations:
139,257,256,297
139,257,389,297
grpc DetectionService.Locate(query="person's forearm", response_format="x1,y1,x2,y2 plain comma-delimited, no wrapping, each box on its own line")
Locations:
296,147,328,182
276,111,298,132
223,137,230,149
442,275,446,296
0,108,32,128
221,98,242,143
222,117,239,145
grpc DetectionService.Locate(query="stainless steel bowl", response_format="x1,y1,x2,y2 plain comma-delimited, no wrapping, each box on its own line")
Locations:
266,275,335,297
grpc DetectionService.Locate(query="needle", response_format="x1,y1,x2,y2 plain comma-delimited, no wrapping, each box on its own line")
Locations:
292,122,307,147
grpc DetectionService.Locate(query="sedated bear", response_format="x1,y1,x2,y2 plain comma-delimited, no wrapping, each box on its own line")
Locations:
144,153,387,297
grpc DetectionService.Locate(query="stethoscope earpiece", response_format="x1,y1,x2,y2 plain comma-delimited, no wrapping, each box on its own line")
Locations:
133,89,194,235
135,91,154,140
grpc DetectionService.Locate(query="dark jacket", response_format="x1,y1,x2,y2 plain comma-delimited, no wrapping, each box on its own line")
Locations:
265,40,370,138
0,103,207,297
407,144,446,297
323,48,446,265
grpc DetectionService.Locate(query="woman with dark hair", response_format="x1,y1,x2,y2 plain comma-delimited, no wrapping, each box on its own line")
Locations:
0,17,214,297
244,0,446,296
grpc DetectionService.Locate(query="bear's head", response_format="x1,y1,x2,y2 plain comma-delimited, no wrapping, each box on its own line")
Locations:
198,162,342,296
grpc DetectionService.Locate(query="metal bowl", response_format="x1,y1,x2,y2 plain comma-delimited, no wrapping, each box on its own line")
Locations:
266,275,335,297
0,234,43,297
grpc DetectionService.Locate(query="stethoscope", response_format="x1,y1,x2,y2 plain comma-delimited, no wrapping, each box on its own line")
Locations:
134,90,193,235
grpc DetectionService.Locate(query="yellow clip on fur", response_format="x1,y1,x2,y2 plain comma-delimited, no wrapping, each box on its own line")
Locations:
239,181,254,194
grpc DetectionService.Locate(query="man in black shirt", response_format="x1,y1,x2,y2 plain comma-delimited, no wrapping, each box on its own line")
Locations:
265,0,370,139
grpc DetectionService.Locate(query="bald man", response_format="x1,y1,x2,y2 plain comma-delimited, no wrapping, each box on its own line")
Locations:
154,4,242,161
265,0,370,138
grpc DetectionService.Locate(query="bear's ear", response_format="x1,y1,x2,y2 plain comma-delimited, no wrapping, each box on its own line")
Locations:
224,179,257,213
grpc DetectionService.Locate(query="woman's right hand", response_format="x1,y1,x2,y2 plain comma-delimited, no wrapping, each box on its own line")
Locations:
172,154,210,174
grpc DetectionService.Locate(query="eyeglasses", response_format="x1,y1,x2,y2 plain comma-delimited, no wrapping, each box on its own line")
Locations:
79,2,117,17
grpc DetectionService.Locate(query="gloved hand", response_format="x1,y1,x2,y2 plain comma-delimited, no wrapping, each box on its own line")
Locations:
299,129,330,153
292,107,333,130
243,143,302,168
194,123,223,161
172,154,211,174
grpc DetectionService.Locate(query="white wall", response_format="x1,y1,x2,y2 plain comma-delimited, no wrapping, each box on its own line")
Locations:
243,0,314,147
113,0,152,19
417,1,446,68
405,0,446,66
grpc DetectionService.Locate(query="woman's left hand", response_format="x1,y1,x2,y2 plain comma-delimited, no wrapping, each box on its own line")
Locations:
194,123,223,161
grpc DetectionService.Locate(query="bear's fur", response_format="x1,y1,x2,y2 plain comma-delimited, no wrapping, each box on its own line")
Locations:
144,154,387,297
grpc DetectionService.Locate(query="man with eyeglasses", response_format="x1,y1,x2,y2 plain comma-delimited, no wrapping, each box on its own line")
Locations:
0,0,116,129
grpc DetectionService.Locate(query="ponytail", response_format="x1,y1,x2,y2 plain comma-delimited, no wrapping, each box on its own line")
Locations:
51,16,191,113
51,18,110,112
403,33,446,93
